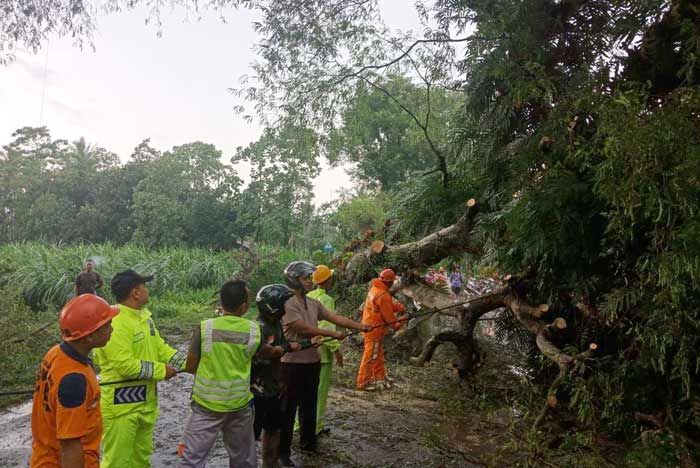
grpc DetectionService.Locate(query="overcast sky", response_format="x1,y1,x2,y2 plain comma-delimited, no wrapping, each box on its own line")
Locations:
0,2,421,205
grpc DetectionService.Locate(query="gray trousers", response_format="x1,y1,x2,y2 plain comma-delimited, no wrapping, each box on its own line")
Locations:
178,401,257,468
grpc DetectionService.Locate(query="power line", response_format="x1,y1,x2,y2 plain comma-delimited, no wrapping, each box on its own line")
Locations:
39,40,50,127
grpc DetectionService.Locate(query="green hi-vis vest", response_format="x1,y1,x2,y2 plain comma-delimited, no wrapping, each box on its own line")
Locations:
192,315,261,412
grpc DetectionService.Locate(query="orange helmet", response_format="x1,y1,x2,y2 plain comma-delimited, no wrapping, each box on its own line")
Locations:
312,265,334,284
59,294,120,342
379,269,396,282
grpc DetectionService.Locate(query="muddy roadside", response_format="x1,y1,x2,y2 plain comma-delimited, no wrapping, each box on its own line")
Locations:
0,333,520,468
1,319,613,468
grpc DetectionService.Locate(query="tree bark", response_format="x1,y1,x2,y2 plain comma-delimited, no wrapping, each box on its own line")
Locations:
341,199,479,285
400,281,509,378
401,278,598,427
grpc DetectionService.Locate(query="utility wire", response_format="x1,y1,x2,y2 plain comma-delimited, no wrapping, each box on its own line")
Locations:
0,371,189,398
39,40,50,127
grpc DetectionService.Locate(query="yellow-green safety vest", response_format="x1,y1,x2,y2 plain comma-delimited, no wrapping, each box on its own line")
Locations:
307,288,340,363
192,315,261,413
93,304,186,416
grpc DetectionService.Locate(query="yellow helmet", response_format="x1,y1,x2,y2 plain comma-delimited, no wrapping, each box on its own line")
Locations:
312,265,334,284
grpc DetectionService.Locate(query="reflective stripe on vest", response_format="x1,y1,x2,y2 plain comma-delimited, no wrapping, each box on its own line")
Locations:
246,322,261,355
192,375,250,401
192,316,261,412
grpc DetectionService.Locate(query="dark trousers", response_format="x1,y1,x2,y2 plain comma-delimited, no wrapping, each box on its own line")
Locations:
279,362,321,458
253,395,284,440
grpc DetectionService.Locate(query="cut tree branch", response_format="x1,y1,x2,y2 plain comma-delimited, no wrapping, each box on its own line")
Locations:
401,281,509,377
398,276,599,427
341,199,478,285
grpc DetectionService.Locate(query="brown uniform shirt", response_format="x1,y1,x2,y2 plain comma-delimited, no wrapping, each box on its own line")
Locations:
281,295,330,364
75,271,103,295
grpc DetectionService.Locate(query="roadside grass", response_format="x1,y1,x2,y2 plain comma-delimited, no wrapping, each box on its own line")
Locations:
0,288,60,405
0,286,264,408
0,241,310,408
0,242,242,311
0,242,309,312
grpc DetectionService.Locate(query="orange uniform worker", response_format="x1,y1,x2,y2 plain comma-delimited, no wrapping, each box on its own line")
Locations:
30,294,119,468
356,269,406,390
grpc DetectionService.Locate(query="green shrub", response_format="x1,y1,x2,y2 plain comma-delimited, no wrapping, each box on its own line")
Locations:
0,287,59,404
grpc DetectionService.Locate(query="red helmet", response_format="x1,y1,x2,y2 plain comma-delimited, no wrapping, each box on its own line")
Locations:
59,295,120,342
379,269,396,282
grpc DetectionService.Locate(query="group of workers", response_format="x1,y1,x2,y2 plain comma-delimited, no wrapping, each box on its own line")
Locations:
30,260,408,468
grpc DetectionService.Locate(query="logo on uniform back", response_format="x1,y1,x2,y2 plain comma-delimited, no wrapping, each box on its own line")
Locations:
114,385,147,404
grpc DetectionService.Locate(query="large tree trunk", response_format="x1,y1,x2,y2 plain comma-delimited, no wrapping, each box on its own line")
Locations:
400,281,509,379
403,279,598,427
341,199,479,285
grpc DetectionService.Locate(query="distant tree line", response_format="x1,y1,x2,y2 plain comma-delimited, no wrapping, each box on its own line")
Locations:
0,75,450,250
0,127,253,248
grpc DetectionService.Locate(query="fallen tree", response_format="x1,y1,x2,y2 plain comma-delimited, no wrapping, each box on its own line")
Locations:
336,198,600,428
229,0,700,453
400,277,599,429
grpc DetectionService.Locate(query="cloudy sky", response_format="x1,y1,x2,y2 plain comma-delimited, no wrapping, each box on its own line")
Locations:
0,2,421,205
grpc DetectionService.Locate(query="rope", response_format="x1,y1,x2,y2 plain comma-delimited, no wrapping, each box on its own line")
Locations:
320,296,483,344
0,371,188,398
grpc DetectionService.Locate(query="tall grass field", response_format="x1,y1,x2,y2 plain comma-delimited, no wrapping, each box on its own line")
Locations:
0,242,308,310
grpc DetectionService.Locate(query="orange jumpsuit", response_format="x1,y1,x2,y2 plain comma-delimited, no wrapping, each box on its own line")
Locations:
356,279,406,389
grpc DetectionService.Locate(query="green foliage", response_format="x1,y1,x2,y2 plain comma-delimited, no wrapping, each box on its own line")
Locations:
333,283,368,318
0,243,246,310
9,0,700,453
623,430,698,468
225,0,700,449
0,240,311,402
331,193,388,242
441,1,700,441
149,288,217,320
0,287,59,402
233,125,320,246
245,244,311,295
326,77,457,190
387,171,475,240
0,132,247,249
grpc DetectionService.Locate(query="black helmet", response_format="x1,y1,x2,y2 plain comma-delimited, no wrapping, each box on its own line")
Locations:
256,284,293,320
283,261,315,290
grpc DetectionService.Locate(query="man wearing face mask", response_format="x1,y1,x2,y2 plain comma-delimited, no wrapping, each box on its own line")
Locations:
93,270,187,468
277,261,370,467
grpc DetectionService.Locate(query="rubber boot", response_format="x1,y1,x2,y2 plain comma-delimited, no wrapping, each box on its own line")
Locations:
262,430,281,468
